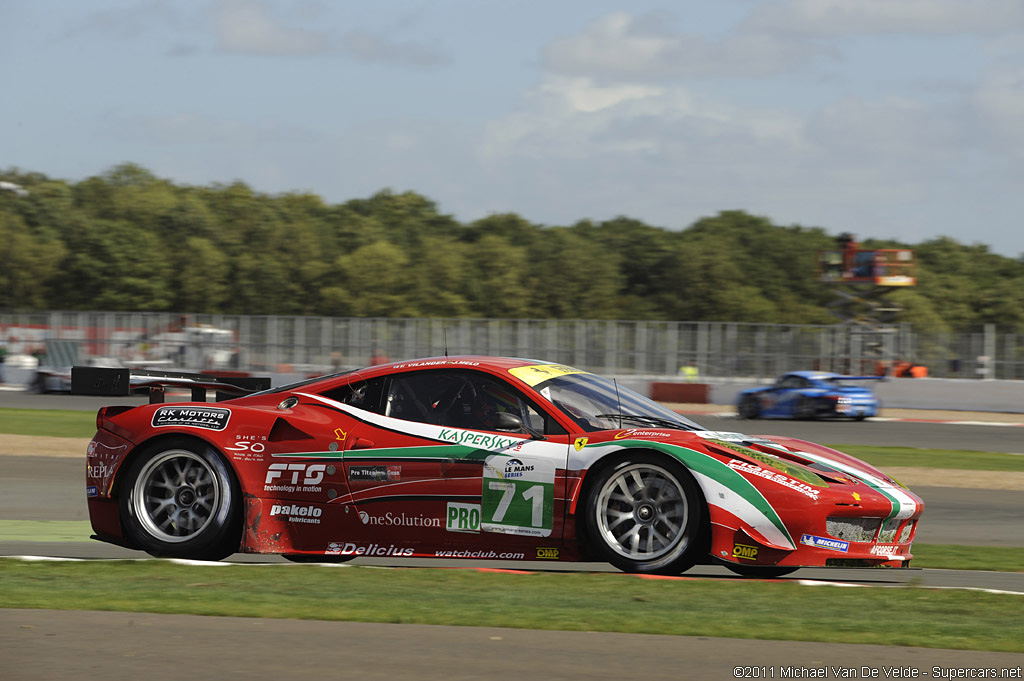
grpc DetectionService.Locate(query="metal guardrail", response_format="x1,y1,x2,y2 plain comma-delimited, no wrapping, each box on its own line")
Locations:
1,312,1021,381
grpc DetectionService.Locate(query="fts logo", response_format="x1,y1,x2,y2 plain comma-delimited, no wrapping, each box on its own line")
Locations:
264,463,326,493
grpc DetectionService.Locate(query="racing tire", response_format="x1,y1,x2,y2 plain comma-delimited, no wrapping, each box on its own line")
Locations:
738,395,761,419
724,564,799,579
580,453,704,575
119,437,242,561
794,396,816,420
283,554,355,564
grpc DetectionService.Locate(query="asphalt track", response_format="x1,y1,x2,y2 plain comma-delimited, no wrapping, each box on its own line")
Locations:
2,390,1023,678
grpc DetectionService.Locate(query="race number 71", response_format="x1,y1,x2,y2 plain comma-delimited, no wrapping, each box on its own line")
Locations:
481,478,553,537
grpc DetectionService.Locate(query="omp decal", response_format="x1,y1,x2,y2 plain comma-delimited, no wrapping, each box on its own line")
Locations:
536,547,559,559
507,363,589,387
573,440,795,550
732,544,759,560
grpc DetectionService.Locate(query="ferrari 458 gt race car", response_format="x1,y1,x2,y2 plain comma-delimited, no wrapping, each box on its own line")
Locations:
73,357,921,577
737,371,882,421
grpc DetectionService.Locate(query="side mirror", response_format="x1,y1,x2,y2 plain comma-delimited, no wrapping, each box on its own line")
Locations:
493,411,525,432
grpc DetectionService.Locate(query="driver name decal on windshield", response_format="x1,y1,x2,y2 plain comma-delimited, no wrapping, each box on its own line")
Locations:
508,363,588,387
613,429,672,440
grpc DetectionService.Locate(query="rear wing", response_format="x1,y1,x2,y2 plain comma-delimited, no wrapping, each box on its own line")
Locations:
71,366,271,404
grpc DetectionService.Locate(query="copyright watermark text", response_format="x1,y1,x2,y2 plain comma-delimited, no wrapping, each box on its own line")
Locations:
732,667,1023,679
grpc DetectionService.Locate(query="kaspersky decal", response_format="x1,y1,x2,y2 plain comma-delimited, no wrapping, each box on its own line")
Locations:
785,449,919,521
573,439,795,550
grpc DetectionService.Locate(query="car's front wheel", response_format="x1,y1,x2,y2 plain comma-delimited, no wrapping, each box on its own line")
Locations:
120,437,242,561
581,454,704,575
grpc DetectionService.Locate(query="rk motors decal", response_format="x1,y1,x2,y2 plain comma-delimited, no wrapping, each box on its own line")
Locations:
152,406,230,431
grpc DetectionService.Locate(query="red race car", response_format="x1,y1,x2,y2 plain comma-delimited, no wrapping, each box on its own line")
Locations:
73,356,923,577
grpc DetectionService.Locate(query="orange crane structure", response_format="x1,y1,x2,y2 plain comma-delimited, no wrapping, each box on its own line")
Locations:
816,234,922,376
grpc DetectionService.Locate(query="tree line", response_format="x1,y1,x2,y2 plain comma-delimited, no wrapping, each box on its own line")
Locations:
2,163,1022,333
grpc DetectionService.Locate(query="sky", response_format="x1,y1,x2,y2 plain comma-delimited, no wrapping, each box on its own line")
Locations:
2,0,1024,258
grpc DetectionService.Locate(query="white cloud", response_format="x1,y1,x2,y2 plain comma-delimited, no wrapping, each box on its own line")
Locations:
743,0,1024,36
214,0,330,55
341,31,450,67
542,11,834,81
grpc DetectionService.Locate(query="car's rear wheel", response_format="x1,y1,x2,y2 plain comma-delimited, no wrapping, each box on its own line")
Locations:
724,564,799,579
581,454,704,575
120,437,242,561
738,395,761,419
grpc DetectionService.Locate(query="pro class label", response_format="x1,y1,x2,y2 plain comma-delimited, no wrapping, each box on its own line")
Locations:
152,406,230,431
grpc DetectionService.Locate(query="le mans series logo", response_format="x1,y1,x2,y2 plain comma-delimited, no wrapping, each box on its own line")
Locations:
152,406,230,431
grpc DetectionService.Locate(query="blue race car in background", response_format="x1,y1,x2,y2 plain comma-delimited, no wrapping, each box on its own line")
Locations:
736,371,882,421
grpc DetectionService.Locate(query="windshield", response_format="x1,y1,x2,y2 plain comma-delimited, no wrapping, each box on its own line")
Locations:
533,372,703,433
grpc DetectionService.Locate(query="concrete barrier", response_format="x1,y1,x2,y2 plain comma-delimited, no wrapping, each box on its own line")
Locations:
617,376,1024,414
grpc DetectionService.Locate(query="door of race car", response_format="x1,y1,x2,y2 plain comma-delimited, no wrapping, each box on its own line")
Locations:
322,368,571,545
763,374,809,415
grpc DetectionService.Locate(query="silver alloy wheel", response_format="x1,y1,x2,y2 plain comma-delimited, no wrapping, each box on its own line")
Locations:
131,448,222,544
594,463,689,560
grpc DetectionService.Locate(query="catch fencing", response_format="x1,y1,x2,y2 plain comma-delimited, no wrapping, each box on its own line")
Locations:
1,312,1021,381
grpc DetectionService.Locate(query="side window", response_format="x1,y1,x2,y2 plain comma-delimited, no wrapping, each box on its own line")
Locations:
384,370,557,434
321,377,386,413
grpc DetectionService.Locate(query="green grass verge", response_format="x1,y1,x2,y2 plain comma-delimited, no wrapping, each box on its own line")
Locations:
0,559,1020,652
831,445,1024,472
0,408,96,438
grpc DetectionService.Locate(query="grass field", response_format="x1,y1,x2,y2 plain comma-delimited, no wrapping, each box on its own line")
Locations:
1,559,1021,652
